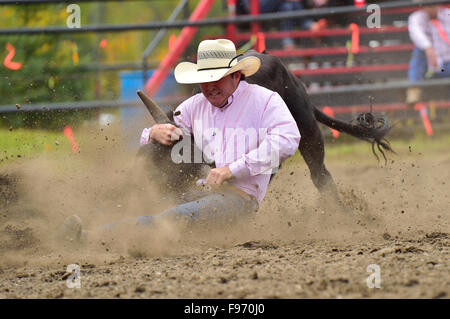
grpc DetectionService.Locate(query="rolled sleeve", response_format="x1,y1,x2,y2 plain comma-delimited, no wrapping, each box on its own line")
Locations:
140,127,152,146
229,157,251,178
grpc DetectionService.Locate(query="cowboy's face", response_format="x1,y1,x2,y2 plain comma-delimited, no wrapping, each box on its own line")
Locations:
200,71,241,108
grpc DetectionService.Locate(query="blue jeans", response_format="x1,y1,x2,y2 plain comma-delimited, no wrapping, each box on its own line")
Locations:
409,47,450,82
103,188,259,231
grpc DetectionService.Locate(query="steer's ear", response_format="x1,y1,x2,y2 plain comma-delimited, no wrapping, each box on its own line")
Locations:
137,90,171,124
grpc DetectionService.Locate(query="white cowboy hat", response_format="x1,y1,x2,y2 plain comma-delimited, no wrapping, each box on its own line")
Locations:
174,39,261,84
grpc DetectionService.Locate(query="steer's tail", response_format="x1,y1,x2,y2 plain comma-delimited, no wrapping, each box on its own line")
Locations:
313,105,394,163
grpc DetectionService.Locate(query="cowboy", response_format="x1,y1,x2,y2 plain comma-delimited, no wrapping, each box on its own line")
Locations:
64,39,300,240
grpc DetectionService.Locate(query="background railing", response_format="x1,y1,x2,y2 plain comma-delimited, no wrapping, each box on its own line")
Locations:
1,0,449,139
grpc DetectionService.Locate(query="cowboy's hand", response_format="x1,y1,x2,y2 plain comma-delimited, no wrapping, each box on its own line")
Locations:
149,123,183,146
206,166,233,186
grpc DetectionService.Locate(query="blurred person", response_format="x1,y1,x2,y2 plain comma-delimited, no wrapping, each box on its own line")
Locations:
280,0,365,49
279,0,328,49
304,0,360,27
234,0,327,49
64,39,300,241
406,1,450,104
235,0,281,15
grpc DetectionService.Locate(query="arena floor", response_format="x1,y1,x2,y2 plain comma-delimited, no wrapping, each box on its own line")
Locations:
0,128,448,299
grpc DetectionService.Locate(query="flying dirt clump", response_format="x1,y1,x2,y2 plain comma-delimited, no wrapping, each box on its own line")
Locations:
0,173,18,208
0,224,36,251
0,172,40,252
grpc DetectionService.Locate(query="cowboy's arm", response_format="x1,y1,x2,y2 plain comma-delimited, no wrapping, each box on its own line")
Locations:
408,11,432,50
228,93,301,178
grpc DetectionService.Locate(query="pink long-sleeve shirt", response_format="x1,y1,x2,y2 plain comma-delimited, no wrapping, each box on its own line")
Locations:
140,81,301,203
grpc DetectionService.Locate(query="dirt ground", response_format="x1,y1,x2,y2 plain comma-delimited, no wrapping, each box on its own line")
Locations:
0,128,448,299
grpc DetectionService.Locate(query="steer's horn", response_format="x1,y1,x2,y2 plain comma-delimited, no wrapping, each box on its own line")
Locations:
137,90,170,124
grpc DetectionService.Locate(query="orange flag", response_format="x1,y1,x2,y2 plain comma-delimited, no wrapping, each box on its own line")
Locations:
414,103,433,136
256,32,266,53
4,43,22,70
322,107,340,138
63,126,79,153
99,39,108,48
349,23,360,54
71,43,79,66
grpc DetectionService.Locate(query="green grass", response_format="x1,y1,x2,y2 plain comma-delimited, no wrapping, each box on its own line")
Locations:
327,132,450,158
0,128,73,163
285,130,450,167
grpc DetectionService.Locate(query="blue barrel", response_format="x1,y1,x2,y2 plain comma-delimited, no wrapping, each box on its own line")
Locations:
119,70,178,100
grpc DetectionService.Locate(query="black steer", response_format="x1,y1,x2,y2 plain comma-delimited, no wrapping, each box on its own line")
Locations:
241,50,392,196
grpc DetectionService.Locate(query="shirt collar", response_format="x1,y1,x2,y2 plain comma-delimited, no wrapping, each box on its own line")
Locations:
219,81,249,110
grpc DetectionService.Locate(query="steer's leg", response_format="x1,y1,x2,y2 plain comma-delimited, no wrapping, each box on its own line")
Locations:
297,119,339,201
